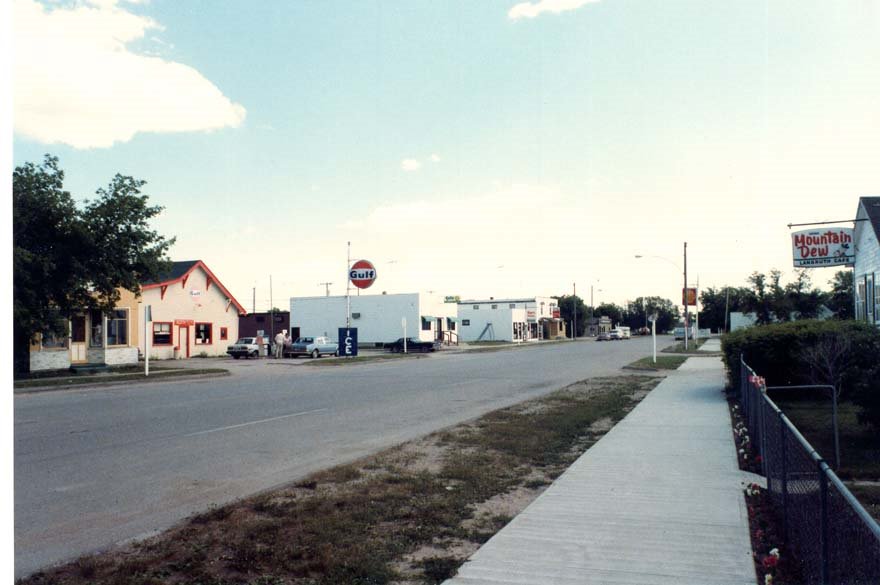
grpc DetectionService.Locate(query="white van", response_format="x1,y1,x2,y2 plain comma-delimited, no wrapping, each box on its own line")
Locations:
609,327,631,340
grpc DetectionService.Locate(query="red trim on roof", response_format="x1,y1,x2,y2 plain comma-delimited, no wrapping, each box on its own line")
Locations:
141,260,248,315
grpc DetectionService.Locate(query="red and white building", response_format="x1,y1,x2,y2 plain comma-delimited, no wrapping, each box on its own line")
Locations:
140,260,246,359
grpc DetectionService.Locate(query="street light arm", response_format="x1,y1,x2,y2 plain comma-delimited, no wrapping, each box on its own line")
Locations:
634,254,683,274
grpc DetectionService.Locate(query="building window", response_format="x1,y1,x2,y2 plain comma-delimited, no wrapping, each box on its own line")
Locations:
422,319,431,331
107,309,128,346
89,309,103,347
195,323,212,345
462,319,470,326
220,327,228,340
509,303,516,309
40,312,68,349
153,322,172,345
857,277,867,321
491,304,498,309
473,305,479,310
875,273,880,322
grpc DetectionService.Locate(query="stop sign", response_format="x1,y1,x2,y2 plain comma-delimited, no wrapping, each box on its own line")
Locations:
349,259,377,289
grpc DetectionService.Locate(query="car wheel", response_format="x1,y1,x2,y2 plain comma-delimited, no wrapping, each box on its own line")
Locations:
391,346,399,353
334,349,339,357
251,350,259,358
232,355,240,359
311,349,319,359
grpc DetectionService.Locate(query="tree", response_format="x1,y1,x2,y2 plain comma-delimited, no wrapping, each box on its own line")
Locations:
622,296,679,333
556,294,587,337
826,270,854,320
13,155,174,375
698,286,752,332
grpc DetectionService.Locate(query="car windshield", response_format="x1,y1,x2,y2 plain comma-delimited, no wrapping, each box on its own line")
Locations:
296,337,313,343
236,338,255,344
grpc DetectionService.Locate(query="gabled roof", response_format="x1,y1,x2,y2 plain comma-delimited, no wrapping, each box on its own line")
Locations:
142,260,247,315
859,197,880,240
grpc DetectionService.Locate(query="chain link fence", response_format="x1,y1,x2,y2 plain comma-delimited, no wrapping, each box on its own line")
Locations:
739,357,880,584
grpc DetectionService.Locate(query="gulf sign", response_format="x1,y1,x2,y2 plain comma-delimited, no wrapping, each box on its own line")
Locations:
792,228,854,268
349,259,377,289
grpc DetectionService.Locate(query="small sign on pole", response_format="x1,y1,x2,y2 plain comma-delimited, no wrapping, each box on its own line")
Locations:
338,327,358,357
144,304,152,376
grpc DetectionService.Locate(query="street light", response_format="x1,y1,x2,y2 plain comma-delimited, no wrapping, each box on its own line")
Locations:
635,242,691,349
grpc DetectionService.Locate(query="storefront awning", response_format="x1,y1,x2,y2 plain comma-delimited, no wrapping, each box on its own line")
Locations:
447,316,458,323
421,315,434,322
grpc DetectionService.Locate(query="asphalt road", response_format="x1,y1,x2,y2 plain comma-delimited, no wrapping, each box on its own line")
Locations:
14,336,668,578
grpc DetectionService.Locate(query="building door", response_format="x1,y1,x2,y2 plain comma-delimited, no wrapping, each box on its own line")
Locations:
70,315,87,363
179,325,190,358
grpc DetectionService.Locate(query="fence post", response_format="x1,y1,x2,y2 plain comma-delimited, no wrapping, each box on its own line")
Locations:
760,398,769,487
819,460,830,585
779,411,788,540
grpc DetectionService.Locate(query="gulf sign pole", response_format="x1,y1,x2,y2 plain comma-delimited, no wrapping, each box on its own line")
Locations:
346,253,377,358
684,242,688,351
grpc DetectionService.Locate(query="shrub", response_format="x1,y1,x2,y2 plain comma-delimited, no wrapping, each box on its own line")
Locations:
721,320,880,427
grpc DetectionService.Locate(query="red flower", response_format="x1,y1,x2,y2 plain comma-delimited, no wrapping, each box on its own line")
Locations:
755,455,763,464
762,555,779,569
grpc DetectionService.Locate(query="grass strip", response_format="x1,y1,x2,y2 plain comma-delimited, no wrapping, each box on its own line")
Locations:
302,353,428,366
626,355,687,370
20,375,659,585
14,368,229,389
661,338,709,354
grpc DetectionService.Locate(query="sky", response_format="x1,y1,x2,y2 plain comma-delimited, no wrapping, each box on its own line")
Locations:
9,0,880,312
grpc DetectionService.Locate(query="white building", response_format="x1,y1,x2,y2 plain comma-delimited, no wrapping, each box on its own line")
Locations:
290,292,459,346
139,260,246,359
854,197,880,325
457,297,564,342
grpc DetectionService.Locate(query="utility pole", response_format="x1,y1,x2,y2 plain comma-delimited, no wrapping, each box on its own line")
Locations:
683,242,689,350
319,282,333,297
573,282,577,340
252,287,255,314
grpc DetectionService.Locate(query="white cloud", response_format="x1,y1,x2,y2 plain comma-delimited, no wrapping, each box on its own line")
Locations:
401,158,422,171
13,0,246,148
508,0,599,20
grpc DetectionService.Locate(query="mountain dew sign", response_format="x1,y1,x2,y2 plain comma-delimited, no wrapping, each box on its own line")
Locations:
791,228,854,268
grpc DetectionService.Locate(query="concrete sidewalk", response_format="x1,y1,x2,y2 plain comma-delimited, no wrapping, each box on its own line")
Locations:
445,356,755,585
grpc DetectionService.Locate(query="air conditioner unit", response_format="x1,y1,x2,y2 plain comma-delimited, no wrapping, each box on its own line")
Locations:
352,313,361,319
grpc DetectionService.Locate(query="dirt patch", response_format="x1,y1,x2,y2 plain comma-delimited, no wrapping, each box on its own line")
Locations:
20,375,661,585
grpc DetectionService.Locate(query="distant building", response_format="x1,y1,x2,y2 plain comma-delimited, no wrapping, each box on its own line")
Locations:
239,311,290,341
854,196,880,325
587,316,613,337
290,292,458,345
456,297,564,342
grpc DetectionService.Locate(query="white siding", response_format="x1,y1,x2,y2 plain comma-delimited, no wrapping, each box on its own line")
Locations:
290,293,457,344
140,265,241,358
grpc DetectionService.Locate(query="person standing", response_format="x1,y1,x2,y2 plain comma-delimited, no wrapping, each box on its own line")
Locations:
274,330,285,359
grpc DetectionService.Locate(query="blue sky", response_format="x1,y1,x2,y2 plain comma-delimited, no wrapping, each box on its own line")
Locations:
10,0,880,310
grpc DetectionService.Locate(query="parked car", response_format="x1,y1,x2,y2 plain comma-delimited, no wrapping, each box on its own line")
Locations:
596,332,611,341
673,326,695,340
384,337,440,353
286,336,339,358
227,337,261,359
609,327,629,341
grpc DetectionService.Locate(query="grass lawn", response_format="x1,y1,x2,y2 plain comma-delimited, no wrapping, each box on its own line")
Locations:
772,392,880,520
626,355,688,370
21,375,660,585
